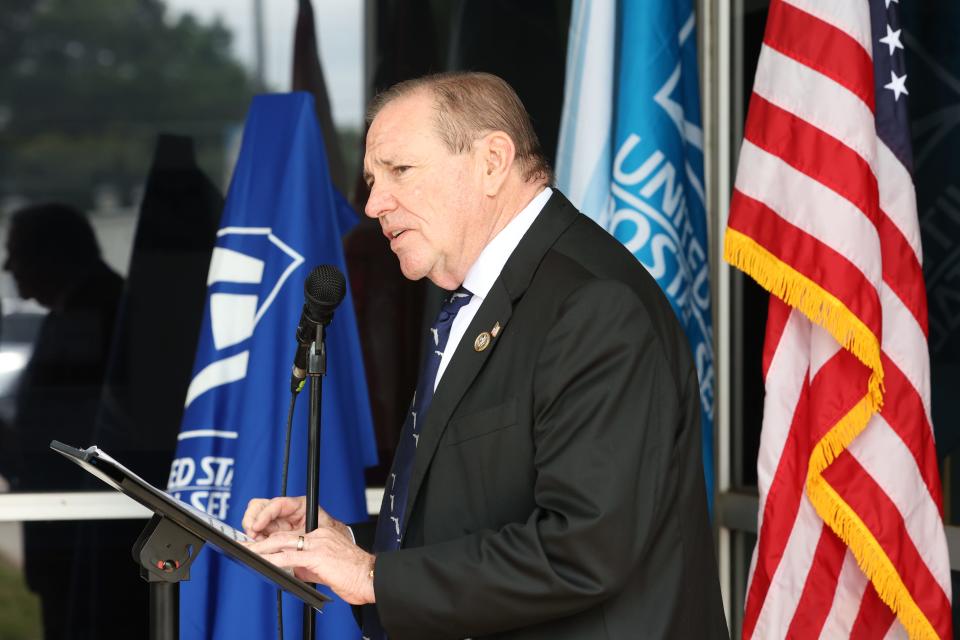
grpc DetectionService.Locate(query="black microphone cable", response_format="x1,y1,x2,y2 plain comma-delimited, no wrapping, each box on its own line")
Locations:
276,390,298,640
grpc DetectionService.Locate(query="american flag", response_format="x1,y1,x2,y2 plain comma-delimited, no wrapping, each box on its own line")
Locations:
725,0,953,638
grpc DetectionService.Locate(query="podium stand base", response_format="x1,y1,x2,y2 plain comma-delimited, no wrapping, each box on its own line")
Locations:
150,582,179,640
134,514,205,640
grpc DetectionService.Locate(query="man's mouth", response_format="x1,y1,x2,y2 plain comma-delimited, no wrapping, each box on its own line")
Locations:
391,229,405,239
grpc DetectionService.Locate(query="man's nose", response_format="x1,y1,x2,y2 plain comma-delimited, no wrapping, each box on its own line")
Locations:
364,183,395,219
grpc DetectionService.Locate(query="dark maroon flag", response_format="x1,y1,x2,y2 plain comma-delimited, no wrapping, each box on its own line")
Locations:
292,0,346,194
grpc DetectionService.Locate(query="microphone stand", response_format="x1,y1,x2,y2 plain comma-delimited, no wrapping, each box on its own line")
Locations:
303,322,326,640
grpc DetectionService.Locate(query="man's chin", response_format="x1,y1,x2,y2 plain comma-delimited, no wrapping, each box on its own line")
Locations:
396,257,459,289
397,259,429,283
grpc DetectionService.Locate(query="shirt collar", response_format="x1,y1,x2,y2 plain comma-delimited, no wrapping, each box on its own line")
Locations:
462,186,552,301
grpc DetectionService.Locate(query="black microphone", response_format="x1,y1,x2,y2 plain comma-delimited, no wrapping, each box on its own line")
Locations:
290,265,346,392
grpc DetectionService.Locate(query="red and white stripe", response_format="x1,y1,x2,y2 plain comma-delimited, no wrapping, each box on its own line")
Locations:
727,0,952,638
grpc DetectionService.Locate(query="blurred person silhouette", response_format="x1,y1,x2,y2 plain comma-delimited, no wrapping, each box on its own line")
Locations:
91,134,221,486
65,134,222,639
2,202,123,640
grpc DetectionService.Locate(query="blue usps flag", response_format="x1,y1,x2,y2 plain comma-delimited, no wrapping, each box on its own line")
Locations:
168,92,377,639
556,0,715,508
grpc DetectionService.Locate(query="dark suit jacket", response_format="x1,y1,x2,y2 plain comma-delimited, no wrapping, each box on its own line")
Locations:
364,191,728,639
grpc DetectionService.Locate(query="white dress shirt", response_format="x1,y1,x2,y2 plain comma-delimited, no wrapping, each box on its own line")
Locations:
434,187,553,390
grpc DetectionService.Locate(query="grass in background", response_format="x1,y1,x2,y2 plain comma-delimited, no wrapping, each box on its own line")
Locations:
0,554,41,640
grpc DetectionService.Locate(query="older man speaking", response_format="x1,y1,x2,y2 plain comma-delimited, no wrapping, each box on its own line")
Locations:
243,72,727,640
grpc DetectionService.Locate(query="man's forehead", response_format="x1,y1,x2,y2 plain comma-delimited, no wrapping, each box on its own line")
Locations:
365,96,439,165
369,93,434,139
363,131,410,171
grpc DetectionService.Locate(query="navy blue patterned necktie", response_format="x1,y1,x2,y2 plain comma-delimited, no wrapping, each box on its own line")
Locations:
373,286,472,552
363,287,472,640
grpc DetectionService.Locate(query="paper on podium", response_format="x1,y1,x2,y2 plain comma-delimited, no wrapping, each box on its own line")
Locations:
50,440,328,610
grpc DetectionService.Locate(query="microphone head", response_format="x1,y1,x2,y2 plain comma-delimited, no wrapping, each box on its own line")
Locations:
304,265,346,323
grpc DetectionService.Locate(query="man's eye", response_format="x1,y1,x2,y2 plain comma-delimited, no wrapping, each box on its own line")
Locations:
393,166,410,176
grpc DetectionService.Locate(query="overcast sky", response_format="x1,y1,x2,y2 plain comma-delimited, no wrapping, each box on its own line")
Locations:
164,0,364,128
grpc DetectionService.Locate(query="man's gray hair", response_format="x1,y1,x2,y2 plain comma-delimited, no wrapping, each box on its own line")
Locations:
367,72,553,184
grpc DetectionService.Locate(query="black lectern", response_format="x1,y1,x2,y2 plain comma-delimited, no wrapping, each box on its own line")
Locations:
50,441,330,640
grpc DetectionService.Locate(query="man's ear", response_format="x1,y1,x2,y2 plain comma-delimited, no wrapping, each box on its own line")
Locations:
479,131,516,196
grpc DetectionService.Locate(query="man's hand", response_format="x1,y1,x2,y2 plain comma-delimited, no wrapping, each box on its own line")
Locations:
242,496,351,541
245,521,376,605
242,496,306,540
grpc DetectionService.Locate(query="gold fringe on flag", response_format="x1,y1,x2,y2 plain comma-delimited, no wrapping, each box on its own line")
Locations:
807,450,940,640
806,395,874,476
724,229,883,409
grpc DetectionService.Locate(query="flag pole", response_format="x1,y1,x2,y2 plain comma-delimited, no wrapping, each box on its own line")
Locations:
252,0,266,91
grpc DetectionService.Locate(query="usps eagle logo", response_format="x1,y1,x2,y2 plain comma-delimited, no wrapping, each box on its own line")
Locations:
184,226,303,408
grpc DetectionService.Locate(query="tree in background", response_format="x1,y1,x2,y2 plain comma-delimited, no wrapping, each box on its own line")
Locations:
0,0,254,209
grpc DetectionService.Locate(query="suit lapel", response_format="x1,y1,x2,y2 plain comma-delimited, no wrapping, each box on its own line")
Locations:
401,191,580,537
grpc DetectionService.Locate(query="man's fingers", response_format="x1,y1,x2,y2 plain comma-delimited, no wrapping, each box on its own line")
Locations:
249,538,322,582
256,548,323,585
241,498,269,535
252,504,283,534
245,506,328,541
247,527,342,557
245,496,305,536
259,550,300,571
250,500,284,532
247,531,300,555
242,498,285,537
244,528,370,603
